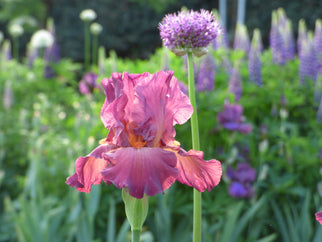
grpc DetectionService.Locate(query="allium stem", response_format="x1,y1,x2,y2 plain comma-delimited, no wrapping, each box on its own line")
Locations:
187,51,202,242
13,37,19,61
92,35,98,66
84,22,90,70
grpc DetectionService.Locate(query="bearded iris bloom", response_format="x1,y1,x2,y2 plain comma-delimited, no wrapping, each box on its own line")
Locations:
66,71,222,199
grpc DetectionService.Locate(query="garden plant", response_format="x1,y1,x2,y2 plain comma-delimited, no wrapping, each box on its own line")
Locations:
0,3,322,242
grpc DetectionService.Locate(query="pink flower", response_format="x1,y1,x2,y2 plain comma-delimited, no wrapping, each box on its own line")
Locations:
316,211,322,225
66,71,222,198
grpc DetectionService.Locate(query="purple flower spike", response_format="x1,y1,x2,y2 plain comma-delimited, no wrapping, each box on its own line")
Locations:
217,102,252,134
228,67,242,102
297,19,308,56
196,54,216,91
314,19,322,74
233,23,250,53
248,29,262,86
270,9,295,64
299,35,318,84
159,9,221,57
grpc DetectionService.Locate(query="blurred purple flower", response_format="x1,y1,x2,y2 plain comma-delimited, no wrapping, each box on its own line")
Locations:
2,40,12,61
227,163,256,198
79,72,100,95
27,47,38,69
213,26,229,50
233,23,250,53
44,19,60,79
178,81,188,95
299,36,318,84
217,102,252,134
297,19,308,56
3,80,13,109
195,54,216,91
270,9,295,64
159,9,221,56
228,67,242,102
248,29,262,86
314,19,322,74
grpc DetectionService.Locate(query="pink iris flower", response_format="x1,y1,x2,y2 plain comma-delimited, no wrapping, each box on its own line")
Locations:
316,211,322,225
66,70,222,199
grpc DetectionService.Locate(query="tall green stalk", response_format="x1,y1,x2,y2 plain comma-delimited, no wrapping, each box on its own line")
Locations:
84,22,90,70
92,35,98,67
187,51,202,242
13,37,19,61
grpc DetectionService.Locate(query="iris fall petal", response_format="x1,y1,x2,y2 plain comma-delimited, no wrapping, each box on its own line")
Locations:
174,148,222,192
66,144,115,192
101,147,178,199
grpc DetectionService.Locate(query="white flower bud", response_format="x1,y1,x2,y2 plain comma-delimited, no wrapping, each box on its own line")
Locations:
80,9,97,22
8,24,24,38
90,22,103,35
30,30,54,49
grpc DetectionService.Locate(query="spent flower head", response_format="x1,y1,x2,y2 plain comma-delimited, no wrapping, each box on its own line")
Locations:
80,9,97,22
159,9,221,57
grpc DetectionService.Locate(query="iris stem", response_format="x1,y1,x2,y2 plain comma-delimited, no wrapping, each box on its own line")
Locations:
132,228,141,242
187,51,202,242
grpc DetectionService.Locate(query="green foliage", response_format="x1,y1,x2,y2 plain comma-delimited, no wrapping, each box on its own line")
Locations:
1,41,322,242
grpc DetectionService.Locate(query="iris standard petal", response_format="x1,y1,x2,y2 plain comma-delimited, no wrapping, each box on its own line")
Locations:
101,147,178,199
66,144,115,192
134,71,193,146
173,148,222,192
316,211,322,225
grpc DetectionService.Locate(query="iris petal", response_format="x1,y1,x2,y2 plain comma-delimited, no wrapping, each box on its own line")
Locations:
66,144,115,192
101,147,178,199
173,148,222,192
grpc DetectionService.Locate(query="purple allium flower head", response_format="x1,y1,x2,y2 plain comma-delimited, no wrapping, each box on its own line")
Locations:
248,29,262,86
195,54,216,91
228,67,242,102
299,34,318,84
159,9,221,57
233,23,250,53
227,162,256,199
217,102,252,134
79,72,99,95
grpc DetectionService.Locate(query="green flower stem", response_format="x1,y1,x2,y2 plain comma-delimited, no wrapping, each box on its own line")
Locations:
92,35,98,66
132,228,141,242
187,51,202,242
84,22,90,70
13,37,19,61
